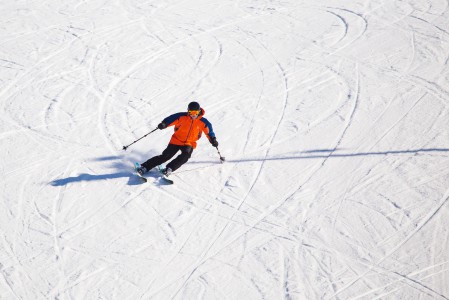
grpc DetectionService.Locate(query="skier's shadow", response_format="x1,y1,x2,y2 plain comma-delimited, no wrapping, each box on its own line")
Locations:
49,155,161,186
50,172,143,186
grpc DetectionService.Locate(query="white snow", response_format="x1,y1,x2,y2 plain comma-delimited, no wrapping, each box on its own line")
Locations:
1,0,449,299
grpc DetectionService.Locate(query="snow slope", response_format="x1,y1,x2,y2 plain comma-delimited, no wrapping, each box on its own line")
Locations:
1,0,449,299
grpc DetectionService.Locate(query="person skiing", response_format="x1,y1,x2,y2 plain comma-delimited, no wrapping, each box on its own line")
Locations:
137,101,218,176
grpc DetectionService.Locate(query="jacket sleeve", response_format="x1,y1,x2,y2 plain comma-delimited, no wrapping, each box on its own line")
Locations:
200,118,215,139
162,112,186,127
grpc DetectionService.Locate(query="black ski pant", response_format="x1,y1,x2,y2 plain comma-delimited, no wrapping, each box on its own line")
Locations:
141,143,193,172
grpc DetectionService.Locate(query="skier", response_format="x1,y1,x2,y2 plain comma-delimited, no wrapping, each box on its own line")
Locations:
137,101,219,176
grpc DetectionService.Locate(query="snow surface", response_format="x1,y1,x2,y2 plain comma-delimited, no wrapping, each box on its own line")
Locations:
1,0,449,299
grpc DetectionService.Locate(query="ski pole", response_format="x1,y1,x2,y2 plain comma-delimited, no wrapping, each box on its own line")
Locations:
122,128,158,151
216,146,225,163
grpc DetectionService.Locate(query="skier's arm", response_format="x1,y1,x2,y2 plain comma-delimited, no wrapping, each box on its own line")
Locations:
159,112,186,129
201,118,218,146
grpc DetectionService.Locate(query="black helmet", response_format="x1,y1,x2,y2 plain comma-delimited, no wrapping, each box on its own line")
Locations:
187,101,200,111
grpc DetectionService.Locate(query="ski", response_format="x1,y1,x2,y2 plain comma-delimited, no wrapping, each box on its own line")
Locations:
134,162,147,182
157,165,174,184
134,162,173,184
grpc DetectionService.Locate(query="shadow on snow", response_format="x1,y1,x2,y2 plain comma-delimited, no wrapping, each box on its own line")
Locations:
49,148,448,186
50,172,137,186
217,147,449,163
49,159,162,187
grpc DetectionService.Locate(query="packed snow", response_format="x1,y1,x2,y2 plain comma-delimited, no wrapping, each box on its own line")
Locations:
1,0,449,299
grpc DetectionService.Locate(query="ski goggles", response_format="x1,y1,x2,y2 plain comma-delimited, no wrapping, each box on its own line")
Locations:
188,110,200,116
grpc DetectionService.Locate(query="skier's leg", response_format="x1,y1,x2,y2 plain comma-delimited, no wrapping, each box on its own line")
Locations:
166,146,193,171
141,144,180,171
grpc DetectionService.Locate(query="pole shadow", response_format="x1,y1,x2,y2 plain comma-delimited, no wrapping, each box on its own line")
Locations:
188,147,449,164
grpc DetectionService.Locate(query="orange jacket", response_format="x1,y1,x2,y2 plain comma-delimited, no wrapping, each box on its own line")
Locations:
162,108,215,149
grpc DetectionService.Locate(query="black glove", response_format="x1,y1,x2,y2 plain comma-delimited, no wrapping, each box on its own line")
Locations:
210,136,218,147
158,122,166,129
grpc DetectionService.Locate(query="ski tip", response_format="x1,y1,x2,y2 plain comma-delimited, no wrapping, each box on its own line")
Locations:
161,177,174,184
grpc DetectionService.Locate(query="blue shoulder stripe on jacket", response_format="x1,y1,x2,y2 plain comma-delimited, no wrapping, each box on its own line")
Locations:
163,112,187,125
201,117,215,137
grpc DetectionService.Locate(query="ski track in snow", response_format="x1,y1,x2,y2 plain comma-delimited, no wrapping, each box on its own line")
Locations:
1,0,449,299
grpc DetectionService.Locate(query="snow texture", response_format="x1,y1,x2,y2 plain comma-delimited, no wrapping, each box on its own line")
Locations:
1,0,449,299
